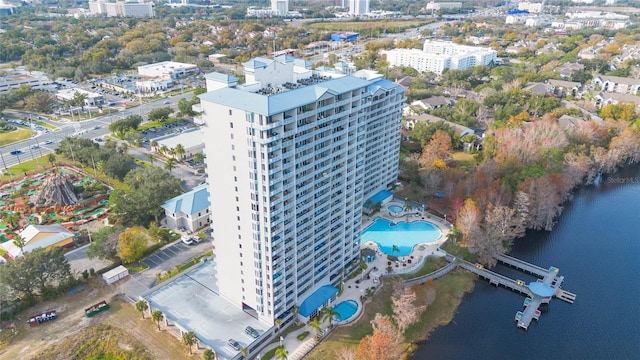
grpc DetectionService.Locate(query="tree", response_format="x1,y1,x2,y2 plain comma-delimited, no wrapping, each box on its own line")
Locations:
275,318,282,333
178,98,194,115
391,244,400,255
24,91,56,113
456,198,482,246
135,300,149,319
87,225,124,260
391,282,425,333
174,144,185,161
356,314,402,360
104,151,134,180
146,153,154,165
419,130,452,170
151,309,164,331
274,346,288,360
193,152,205,164
202,348,216,360
117,227,148,264
0,247,72,299
308,318,322,339
291,305,299,324
12,234,25,256
320,306,339,328
334,347,357,360
182,331,197,355
110,167,182,226
165,158,176,173
148,106,172,121
109,115,142,136
240,347,248,358
150,140,158,152
47,153,57,167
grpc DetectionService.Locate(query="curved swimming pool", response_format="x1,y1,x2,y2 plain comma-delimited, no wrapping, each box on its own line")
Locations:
333,300,359,321
388,205,403,213
361,217,442,256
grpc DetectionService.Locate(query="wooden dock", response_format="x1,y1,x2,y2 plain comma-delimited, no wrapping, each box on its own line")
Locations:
448,253,577,331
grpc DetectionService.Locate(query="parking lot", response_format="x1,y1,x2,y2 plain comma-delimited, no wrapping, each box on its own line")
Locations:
143,240,206,269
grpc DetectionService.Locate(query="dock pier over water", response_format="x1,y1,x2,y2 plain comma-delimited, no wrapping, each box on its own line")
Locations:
453,254,577,330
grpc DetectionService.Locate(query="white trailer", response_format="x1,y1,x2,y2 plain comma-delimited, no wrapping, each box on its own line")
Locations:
102,265,129,285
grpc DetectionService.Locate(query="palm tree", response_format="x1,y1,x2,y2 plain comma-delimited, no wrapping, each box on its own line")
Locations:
150,140,158,152
291,305,299,325
240,347,248,359
167,147,176,159
47,153,57,168
308,319,322,339
119,142,129,154
274,346,288,360
193,152,205,164
146,153,154,165
275,318,282,334
391,244,400,255
151,310,164,331
165,158,176,173
320,306,339,328
174,143,185,161
202,348,216,360
13,234,25,256
3,212,19,230
159,145,168,155
135,300,148,319
182,330,197,355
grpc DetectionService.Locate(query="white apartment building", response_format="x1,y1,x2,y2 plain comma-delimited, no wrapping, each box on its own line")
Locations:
137,61,199,80
425,2,462,11
349,0,369,16
271,0,288,16
88,0,154,17
382,40,497,74
0,74,50,93
199,55,404,324
518,1,544,13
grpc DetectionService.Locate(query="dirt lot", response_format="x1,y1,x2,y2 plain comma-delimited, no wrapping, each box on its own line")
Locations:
0,279,194,360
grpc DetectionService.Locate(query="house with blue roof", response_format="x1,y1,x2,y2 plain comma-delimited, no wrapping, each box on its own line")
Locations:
161,183,210,232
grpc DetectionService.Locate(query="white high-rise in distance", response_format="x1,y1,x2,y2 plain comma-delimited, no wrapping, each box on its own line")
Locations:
349,0,369,15
199,56,404,324
271,0,288,16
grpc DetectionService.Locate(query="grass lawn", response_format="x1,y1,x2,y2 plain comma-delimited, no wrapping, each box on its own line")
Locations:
306,271,475,360
34,120,57,129
0,155,49,181
138,118,182,131
401,256,448,280
0,127,32,146
451,151,476,162
441,241,477,262
308,20,428,32
125,261,149,274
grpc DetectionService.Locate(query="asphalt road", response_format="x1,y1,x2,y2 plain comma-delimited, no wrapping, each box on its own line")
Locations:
0,93,190,170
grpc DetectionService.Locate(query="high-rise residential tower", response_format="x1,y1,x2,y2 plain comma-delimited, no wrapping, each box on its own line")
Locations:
199,56,404,324
349,0,369,15
271,0,288,15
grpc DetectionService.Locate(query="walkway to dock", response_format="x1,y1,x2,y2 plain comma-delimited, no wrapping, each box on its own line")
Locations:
447,253,577,331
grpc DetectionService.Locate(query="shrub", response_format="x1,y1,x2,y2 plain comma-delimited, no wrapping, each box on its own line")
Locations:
297,331,310,341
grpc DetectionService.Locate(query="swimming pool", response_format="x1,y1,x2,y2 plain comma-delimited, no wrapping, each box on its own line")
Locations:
388,205,403,213
333,300,359,321
361,218,442,256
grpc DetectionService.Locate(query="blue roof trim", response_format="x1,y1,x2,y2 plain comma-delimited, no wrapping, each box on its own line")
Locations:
298,285,339,317
162,183,210,215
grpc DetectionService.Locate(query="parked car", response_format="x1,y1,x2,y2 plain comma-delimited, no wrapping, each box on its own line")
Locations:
245,326,259,339
30,144,39,149
163,101,171,105
44,140,53,145
191,236,201,244
227,339,241,351
181,236,194,245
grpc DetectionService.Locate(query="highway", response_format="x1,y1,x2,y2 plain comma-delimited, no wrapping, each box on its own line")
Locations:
0,93,190,171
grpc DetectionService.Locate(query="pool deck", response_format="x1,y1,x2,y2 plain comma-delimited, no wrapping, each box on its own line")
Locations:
260,210,453,360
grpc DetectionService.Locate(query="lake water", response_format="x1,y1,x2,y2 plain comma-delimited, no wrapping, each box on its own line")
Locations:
413,166,640,359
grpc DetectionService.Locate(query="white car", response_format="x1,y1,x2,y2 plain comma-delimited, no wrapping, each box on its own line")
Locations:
30,144,39,149
181,237,194,245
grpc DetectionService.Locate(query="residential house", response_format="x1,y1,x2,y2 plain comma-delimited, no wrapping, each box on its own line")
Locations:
557,62,585,79
548,79,582,97
0,224,75,259
594,92,640,110
410,96,453,110
161,183,210,233
592,75,640,95
405,113,475,137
